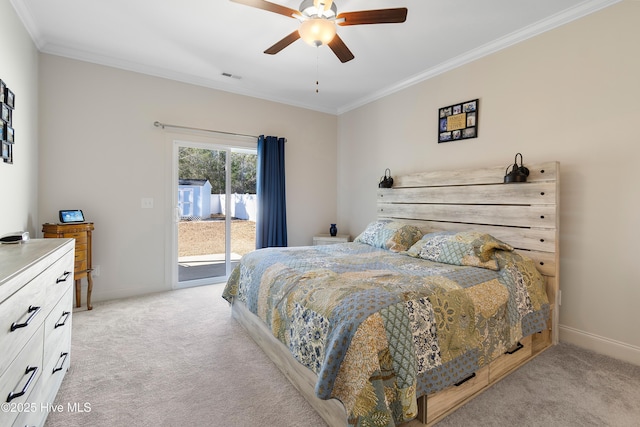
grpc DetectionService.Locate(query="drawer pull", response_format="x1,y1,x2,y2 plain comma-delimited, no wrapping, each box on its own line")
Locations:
55,311,71,328
454,372,476,387
53,352,69,374
56,271,72,283
10,306,41,332
6,366,38,402
505,341,524,355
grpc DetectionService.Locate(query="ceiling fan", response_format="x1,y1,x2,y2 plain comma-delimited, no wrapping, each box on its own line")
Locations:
230,0,408,63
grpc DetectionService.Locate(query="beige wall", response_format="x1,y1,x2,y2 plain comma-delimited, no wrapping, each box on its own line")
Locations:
338,1,640,364
38,55,337,301
0,0,39,236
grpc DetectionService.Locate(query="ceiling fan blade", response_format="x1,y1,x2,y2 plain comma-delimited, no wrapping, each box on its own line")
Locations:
328,34,354,63
230,0,300,19
264,30,301,55
337,8,408,26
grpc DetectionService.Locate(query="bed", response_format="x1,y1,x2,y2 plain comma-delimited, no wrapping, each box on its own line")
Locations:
222,161,559,426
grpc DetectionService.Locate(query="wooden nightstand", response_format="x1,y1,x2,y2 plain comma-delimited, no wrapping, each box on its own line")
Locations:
313,234,350,246
43,222,95,310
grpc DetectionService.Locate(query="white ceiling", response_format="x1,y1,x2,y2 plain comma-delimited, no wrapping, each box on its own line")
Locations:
11,0,618,114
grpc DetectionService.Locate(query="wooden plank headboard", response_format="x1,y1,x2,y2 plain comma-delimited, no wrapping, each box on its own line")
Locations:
377,161,560,344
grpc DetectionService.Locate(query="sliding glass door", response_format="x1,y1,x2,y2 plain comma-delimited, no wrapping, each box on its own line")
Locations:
173,140,256,288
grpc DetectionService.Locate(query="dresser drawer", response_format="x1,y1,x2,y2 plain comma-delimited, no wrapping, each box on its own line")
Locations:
61,231,87,244
18,340,71,427
44,249,75,313
0,280,46,377
0,324,44,427
0,240,73,307
12,376,47,427
44,287,72,372
74,242,88,259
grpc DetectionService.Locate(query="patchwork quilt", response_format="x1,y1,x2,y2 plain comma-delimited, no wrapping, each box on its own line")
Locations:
222,238,549,427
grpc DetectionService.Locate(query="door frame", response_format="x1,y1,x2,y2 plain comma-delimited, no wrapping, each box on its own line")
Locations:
167,133,256,290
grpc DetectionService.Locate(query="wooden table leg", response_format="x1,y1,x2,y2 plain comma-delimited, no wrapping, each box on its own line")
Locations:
87,274,93,310
75,279,81,308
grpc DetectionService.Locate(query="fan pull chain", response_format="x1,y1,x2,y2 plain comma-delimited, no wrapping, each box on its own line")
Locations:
316,47,320,94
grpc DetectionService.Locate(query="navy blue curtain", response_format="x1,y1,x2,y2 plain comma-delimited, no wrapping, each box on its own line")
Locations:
256,135,287,248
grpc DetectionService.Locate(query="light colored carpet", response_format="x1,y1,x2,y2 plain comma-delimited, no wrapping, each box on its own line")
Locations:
45,284,640,427
45,283,326,427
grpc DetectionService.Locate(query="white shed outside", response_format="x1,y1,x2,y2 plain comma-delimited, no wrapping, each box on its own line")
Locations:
178,179,212,220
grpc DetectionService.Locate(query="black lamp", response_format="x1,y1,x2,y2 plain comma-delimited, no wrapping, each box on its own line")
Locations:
378,168,393,188
504,153,529,183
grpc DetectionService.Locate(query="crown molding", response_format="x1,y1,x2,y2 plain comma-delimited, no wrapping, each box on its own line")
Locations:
336,0,622,115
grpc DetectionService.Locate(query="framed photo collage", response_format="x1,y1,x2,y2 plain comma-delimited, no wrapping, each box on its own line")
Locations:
438,99,478,143
1,79,15,164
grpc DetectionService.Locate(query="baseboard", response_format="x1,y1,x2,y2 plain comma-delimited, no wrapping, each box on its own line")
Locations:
559,324,640,366
86,282,173,305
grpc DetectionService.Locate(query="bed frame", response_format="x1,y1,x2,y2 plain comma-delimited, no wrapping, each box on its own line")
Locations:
231,161,560,426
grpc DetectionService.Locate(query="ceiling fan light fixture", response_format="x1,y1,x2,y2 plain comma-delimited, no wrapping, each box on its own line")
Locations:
298,18,336,46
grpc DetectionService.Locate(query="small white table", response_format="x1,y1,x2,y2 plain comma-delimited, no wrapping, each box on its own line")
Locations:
312,234,350,246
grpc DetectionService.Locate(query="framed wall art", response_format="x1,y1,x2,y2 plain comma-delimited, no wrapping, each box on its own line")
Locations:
438,99,478,143
1,103,9,122
1,77,15,164
2,142,12,164
5,88,14,109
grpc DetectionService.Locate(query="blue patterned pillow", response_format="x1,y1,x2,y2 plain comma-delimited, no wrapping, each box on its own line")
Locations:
354,220,424,252
406,231,513,270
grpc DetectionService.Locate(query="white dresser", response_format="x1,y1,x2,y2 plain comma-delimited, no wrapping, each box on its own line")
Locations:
0,239,74,427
